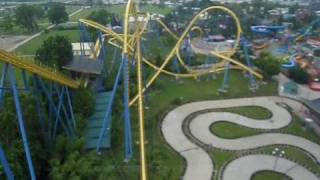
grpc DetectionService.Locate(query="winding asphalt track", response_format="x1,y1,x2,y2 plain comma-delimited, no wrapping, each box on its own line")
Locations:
161,96,320,180
223,155,318,180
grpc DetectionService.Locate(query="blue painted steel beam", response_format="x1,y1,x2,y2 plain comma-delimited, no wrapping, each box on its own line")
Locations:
8,65,36,180
31,76,47,142
123,54,133,161
65,87,76,129
34,76,71,139
221,63,230,90
96,55,125,152
242,44,257,88
53,85,75,138
52,85,75,138
21,70,29,91
0,87,28,91
0,143,14,180
53,86,65,139
0,63,8,105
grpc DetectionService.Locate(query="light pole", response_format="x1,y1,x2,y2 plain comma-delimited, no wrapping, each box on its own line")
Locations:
272,147,285,170
304,117,313,131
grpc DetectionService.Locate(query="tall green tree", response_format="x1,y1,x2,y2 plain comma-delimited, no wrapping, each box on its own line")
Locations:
73,86,95,119
2,16,13,32
87,9,112,25
254,52,281,79
15,5,43,31
48,3,68,25
35,35,73,69
289,67,310,84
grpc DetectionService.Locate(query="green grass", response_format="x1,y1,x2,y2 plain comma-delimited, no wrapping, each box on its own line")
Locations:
283,115,320,145
76,69,277,179
210,106,271,139
214,106,272,120
66,6,82,14
212,144,320,179
99,70,278,180
252,171,291,180
15,29,80,55
259,146,320,174
211,122,260,139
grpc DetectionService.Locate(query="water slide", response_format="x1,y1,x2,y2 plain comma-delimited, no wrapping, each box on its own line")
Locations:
295,18,320,42
251,25,285,35
0,49,80,88
281,55,296,68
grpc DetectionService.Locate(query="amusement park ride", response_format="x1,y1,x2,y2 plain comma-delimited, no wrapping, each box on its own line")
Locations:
0,1,264,180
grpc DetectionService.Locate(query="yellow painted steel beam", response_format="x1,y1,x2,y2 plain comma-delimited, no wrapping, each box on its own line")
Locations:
129,6,246,106
0,49,80,88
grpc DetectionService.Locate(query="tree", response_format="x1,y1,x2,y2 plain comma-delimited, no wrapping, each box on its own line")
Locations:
289,67,310,84
15,5,43,31
87,9,112,26
48,3,68,25
254,52,281,79
72,86,95,118
2,16,13,32
0,94,46,179
35,35,73,69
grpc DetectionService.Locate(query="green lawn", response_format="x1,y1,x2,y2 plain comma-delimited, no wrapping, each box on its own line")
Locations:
99,70,278,180
212,144,320,179
211,122,260,139
214,106,272,120
66,6,82,14
15,29,80,55
208,111,320,177
252,171,291,180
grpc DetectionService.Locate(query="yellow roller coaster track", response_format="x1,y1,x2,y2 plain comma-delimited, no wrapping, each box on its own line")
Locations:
0,49,80,88
81,3,263,180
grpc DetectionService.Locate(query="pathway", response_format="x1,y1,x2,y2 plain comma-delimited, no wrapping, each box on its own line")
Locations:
6,7,83,52
161,96,320,180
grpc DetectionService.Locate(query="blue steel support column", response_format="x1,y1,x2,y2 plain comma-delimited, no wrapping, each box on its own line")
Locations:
218,63,230,93
123,54,133,161
35,76,70,139
21,70,29,91
32,76,47,141
0,63,8,105
8,65,36,180
172,58,181,74
96,56,125,151
52,86,65,139
54,84,75,137
0,144,14,180
53,85,75,138
243,43,257,90
65,87,76,129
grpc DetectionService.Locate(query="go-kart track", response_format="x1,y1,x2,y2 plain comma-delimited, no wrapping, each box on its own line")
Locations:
161,96,320,180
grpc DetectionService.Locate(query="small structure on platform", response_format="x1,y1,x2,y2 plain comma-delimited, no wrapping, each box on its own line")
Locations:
72,42,92,56
63,56,103,76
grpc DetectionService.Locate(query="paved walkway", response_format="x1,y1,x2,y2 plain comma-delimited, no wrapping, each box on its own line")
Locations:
161,96,320,180
223,155,318,180
278,73,320,100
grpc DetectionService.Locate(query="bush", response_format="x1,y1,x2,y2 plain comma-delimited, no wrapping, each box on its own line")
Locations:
289,67,310,84
73,86,95,118
171,97,182,105
254,52,281,79
35,35,73,69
